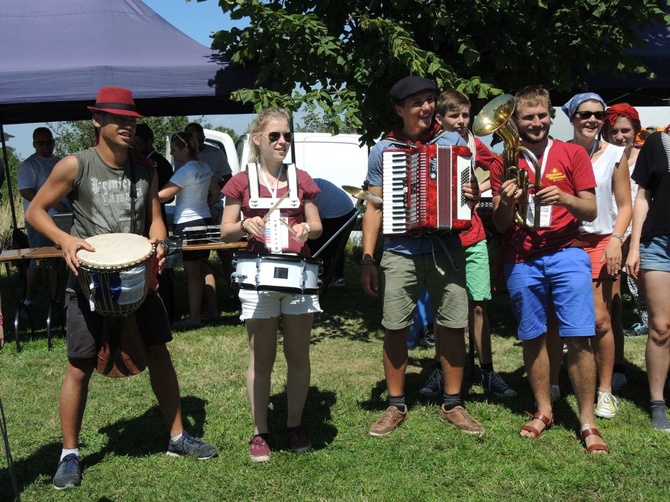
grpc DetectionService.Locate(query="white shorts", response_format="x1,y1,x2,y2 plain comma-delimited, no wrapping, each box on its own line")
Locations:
238,289,322,320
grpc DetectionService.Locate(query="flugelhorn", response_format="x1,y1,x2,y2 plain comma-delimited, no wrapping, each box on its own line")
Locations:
473,94,542,230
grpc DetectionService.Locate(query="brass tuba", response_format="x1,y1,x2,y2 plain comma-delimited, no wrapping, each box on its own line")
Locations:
472,94,542,230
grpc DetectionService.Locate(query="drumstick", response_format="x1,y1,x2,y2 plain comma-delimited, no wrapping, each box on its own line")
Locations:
262,191,290,222
279,219,298,236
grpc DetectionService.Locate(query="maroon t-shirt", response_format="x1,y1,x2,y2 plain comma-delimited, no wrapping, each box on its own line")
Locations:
223,167,320,256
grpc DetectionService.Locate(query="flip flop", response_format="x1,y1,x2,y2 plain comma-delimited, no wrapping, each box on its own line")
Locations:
520,411,554,439
581,425,609,454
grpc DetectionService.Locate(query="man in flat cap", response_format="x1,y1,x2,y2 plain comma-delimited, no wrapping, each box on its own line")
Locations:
26,86,219,490
361,76,483,437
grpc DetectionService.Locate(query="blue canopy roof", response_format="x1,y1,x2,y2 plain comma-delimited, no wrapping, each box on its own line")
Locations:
584,19,670,105
0,0,256,124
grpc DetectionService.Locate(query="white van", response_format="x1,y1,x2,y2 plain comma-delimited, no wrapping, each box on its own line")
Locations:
236,132,369,191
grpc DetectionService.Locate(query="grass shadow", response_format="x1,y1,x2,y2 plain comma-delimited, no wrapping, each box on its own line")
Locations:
266,386,337,452
88,395,211,462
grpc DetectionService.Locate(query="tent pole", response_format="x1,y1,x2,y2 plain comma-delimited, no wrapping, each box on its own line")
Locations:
0,124,19,230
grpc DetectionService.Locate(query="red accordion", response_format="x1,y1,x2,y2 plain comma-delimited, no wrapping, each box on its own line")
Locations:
382,144,473,235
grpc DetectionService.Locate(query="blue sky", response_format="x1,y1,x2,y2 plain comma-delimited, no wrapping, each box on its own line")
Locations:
5,0,254,160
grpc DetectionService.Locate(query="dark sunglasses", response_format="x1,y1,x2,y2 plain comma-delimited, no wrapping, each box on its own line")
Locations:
266,131,293,143
35,140,54,146
575,111,606,121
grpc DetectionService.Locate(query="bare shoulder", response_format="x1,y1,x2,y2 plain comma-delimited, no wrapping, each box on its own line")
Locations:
52,154,80,180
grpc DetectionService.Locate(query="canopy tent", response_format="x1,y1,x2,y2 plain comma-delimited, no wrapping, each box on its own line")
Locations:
0,0,256,228
0,0,256,124
556,19,670,106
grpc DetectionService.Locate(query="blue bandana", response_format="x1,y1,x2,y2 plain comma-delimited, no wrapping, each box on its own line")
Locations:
561,92,606,119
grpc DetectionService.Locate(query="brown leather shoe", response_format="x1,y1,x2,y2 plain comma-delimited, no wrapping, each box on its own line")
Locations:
440,405,484,436
369,406,408,436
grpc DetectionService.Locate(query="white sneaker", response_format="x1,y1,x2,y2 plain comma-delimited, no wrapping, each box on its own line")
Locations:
595,391,619,419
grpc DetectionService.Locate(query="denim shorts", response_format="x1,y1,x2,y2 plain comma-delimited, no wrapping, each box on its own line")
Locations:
238,289,321,320
380,249,467,330
504,248,595,341
640,235,670,272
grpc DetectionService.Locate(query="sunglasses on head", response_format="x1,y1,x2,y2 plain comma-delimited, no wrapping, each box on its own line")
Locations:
575,110,606,121
266,131,293,143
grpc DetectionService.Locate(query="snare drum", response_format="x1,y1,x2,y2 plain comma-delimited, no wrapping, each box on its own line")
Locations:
76,233,155,317
232,252,322,294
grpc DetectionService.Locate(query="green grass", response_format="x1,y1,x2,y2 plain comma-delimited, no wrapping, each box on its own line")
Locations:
1,248,669,501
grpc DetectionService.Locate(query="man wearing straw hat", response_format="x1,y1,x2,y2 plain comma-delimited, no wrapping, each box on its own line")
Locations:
26,87,218,490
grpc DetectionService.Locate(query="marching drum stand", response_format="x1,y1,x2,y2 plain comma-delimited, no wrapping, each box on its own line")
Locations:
313,185,381,300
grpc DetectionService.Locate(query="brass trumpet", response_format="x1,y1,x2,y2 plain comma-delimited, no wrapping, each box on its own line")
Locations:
472,94,542,230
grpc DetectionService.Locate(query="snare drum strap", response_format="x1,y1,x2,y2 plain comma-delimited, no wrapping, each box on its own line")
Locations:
247,163,300,209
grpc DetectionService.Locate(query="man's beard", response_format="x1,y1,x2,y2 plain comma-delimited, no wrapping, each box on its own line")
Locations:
519,127,548,144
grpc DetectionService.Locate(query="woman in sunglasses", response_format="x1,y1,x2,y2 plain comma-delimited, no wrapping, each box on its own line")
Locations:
220,108,322,462
547,93,632,419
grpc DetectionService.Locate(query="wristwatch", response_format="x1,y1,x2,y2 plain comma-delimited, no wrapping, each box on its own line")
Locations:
361,254,376,265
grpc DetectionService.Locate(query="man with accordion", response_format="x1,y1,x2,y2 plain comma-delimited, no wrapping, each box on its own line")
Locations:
361,76,483,437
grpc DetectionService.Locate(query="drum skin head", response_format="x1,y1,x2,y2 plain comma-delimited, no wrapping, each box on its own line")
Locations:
77,233,153,269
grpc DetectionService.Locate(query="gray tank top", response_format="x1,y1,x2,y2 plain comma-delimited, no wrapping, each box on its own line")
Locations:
70,148,153,239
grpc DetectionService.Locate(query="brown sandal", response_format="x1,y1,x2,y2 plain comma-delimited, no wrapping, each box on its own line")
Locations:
520,411,554,439
581,425,609,454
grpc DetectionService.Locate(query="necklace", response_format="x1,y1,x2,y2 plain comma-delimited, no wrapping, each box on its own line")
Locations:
257,163,284,199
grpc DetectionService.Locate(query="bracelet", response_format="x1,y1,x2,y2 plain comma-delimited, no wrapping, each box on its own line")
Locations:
611,233,625,243
361,255,376,265
302,222,312,234
0,312,3,326
240,219,248,235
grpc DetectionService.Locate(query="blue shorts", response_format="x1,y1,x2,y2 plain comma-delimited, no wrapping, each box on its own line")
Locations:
640,235,670,272
504,248,595,341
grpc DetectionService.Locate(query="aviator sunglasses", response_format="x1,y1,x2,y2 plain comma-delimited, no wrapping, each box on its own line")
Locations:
266,131,293,143
575,110,606,121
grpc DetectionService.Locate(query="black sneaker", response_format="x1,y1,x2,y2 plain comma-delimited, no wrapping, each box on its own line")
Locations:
481,370,518,399
167,432,218,460
53,453,81,490
419,367,443,397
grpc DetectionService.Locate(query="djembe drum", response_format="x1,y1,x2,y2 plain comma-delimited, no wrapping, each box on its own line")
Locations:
76,233,156,377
